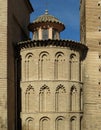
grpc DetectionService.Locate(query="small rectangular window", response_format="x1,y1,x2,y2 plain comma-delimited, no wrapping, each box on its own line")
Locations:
52,29,58,39
42,29,48,40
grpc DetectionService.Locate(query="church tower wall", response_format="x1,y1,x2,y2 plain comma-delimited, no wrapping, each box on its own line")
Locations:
80,0,101,129
18,39,87,130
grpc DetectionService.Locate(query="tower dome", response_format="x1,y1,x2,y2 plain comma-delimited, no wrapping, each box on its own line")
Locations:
28,10,65,40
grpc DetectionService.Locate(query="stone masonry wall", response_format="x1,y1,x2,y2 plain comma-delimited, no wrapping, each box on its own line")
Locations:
0,0,33,130
80,0,101,130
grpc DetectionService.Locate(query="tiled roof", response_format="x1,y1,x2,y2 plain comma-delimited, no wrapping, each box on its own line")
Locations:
33,10,64,25
28,10,65,32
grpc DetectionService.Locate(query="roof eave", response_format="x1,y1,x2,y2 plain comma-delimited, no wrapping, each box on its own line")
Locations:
28,22,65,32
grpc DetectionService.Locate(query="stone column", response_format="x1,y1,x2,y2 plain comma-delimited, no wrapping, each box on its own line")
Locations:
49,27,52,39
39,28,42,40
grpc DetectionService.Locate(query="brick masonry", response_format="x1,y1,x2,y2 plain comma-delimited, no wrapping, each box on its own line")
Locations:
80,0,101,129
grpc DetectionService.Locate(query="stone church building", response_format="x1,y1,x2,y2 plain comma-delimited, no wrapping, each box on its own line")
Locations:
0,0,100,130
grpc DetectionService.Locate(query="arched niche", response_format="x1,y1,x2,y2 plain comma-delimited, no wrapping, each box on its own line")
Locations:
25,85,35,112
39,84,51,112
39,51,50,80
54,52,65,79
55,84,66,112
70,85,77,111
56,116,65,130
40,117,50,130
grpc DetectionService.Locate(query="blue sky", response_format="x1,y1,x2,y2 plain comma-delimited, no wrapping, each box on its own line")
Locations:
29,0,80,41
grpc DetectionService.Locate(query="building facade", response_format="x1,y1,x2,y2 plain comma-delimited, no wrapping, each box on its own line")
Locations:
80,0,101,130
0,0,33,130
1,0,101,130
17,10,88,130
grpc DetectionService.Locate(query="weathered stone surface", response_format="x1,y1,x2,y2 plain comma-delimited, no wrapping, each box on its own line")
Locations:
80,0,101,129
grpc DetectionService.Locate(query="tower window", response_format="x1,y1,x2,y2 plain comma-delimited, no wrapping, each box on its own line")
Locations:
42,29,48,40
53,29,58,39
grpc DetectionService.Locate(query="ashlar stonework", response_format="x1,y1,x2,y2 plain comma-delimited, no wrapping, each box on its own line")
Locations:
17,10,88,130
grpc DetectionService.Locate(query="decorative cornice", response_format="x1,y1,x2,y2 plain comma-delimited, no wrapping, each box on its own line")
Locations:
17,39,88,60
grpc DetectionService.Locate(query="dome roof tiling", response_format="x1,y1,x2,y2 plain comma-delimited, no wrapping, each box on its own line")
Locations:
28,10,65,32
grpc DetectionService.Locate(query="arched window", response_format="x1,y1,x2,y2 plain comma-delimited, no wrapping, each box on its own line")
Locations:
25,117,34,130
40,117,50,130
25,85,35,112
56,116,65,130
55,84,66,112
55,52,65,79
70,85,77,111
39,52,50,80
70,116,76,130
24,53,34,81
39,85,50,112
69,54,78,80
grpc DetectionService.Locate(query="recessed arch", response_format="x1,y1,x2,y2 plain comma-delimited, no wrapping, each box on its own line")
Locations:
55,52,64,58
70,116,77,130
39,84,51,112
40,116,50,122
40,84,50,92
55,52,65,79
69,53,78,80
25,85,35,112
25,117,34,130
70,53,77,59
70,85,77,111
40,117,50,130
56,84,66,93
56,116,65,121
26,84,34,93
55,84,67,112
39,51,50,79
24,52,34,80
25,117,34,121
39,51,49,59
25,52,34,59
56,116,65,130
